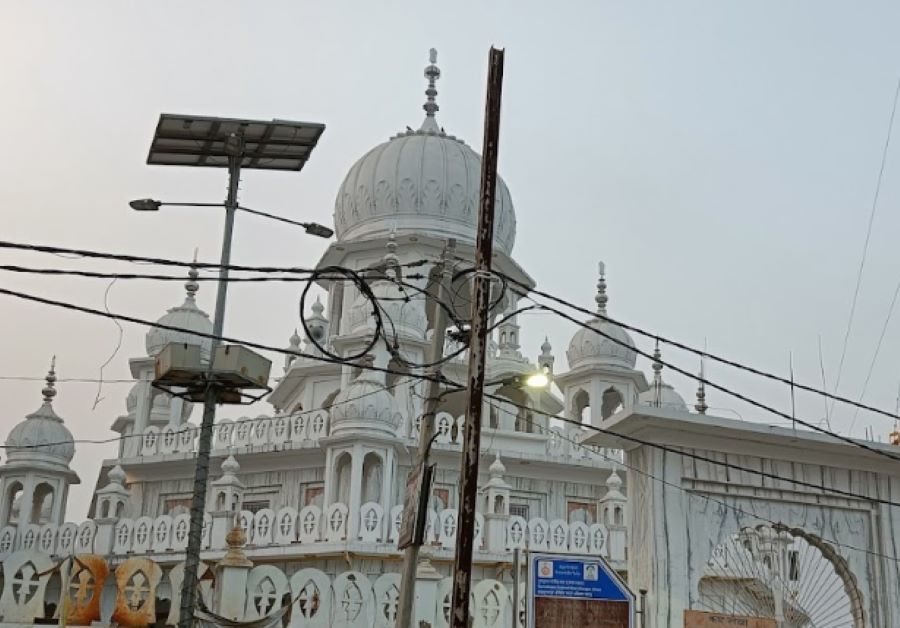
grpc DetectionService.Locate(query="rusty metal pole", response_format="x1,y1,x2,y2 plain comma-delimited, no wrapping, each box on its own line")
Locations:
396,239,456,628
449,46,505,628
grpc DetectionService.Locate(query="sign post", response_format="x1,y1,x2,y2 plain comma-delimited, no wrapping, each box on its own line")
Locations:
528,552,634,628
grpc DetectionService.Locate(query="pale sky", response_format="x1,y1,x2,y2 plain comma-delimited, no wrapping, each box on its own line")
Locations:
3,1,900,517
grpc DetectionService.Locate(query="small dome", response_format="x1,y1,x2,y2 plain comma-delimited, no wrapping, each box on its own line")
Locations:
333,50,516,254
145,264,213,360
606,469,622,490
540,337,552,355
601,469,625,503
638,383,688,412
638,343,687,411
5,360,75,467
108,465,127,485
221,455,240,475
329,374,402,437
566,265,636,370
489,454,506,477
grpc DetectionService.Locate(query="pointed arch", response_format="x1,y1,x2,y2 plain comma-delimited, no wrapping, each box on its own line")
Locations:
601,387,624,419
573,389,591,424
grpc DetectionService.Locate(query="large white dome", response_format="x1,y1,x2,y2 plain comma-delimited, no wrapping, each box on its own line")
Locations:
332,50,516,254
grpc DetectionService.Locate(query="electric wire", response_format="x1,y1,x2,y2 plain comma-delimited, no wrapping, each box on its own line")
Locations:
511,293,900,463
2,273,898,501
481,393,900,507
10,237,900,424
831,77,900,420
847,273,900,434
500,400,900,565
489,266,900,424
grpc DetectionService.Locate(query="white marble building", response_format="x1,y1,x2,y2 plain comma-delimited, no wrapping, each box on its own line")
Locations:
2,51,893,628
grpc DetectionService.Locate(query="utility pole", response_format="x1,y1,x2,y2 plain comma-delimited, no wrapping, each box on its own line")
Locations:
450,47,505,628
512,548,521,628
178,135,242,628
396,239,457,628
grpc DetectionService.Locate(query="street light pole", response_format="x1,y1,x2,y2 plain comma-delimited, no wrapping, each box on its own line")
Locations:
139,113,324,627
177,140,242,628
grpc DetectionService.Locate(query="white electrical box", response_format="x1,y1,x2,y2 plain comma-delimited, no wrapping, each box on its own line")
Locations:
155,343,204,385
212,345,272,389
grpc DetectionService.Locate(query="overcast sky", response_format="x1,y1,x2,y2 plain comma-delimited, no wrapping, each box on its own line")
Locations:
3,1,900,516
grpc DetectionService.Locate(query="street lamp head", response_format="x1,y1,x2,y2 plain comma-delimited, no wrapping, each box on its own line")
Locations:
523,369,550,389
494,367,551,391
129,198,162,211
304,222,334,239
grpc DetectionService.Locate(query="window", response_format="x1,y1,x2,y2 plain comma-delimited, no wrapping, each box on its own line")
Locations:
432,487,451,511
164,497,192,516
303,484,325,508
510,503,530,520
567,500,597,524
243,500,270,514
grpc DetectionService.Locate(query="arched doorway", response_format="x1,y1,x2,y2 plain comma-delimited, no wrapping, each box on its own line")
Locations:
698,524,865,627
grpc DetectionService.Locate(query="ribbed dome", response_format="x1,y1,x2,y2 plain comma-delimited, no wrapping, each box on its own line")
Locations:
334,132,516,254
567,319,637,371
638,344,687,411
638,382,687,411
566,265,637,370
332,50,516,254
5,360,75,467
145,265,213,360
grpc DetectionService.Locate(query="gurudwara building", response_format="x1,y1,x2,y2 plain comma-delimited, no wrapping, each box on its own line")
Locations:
2,52,899,628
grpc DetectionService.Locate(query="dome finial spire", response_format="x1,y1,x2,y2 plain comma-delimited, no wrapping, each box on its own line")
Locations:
695,357,708,415
42,355,57,403
595,261,608,316
185,250,200,302
419,48,442,134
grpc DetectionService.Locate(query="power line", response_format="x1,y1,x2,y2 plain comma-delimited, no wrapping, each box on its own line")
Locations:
4,281,897,510
483,394,900,507
0,240,429,275
831,77,900,417
489,266,900,424
504,402,900,565
3,271,899,477
12,237,900,423
847,274,900,434
522,296,900,463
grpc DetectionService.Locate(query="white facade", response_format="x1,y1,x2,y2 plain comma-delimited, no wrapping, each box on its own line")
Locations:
1,50,889,628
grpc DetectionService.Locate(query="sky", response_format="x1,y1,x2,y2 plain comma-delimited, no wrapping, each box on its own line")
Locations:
3,1,900,517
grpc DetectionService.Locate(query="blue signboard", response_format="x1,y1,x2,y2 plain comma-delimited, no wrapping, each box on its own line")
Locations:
529,552,634,627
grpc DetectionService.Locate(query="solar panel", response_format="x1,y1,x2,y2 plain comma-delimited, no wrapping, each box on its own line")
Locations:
146,113,326,171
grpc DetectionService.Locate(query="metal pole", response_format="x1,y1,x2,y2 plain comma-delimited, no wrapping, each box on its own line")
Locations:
639,589,648,628
450,47,505,628
178,142,241,628
396,239,456,628
512,548,521,628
